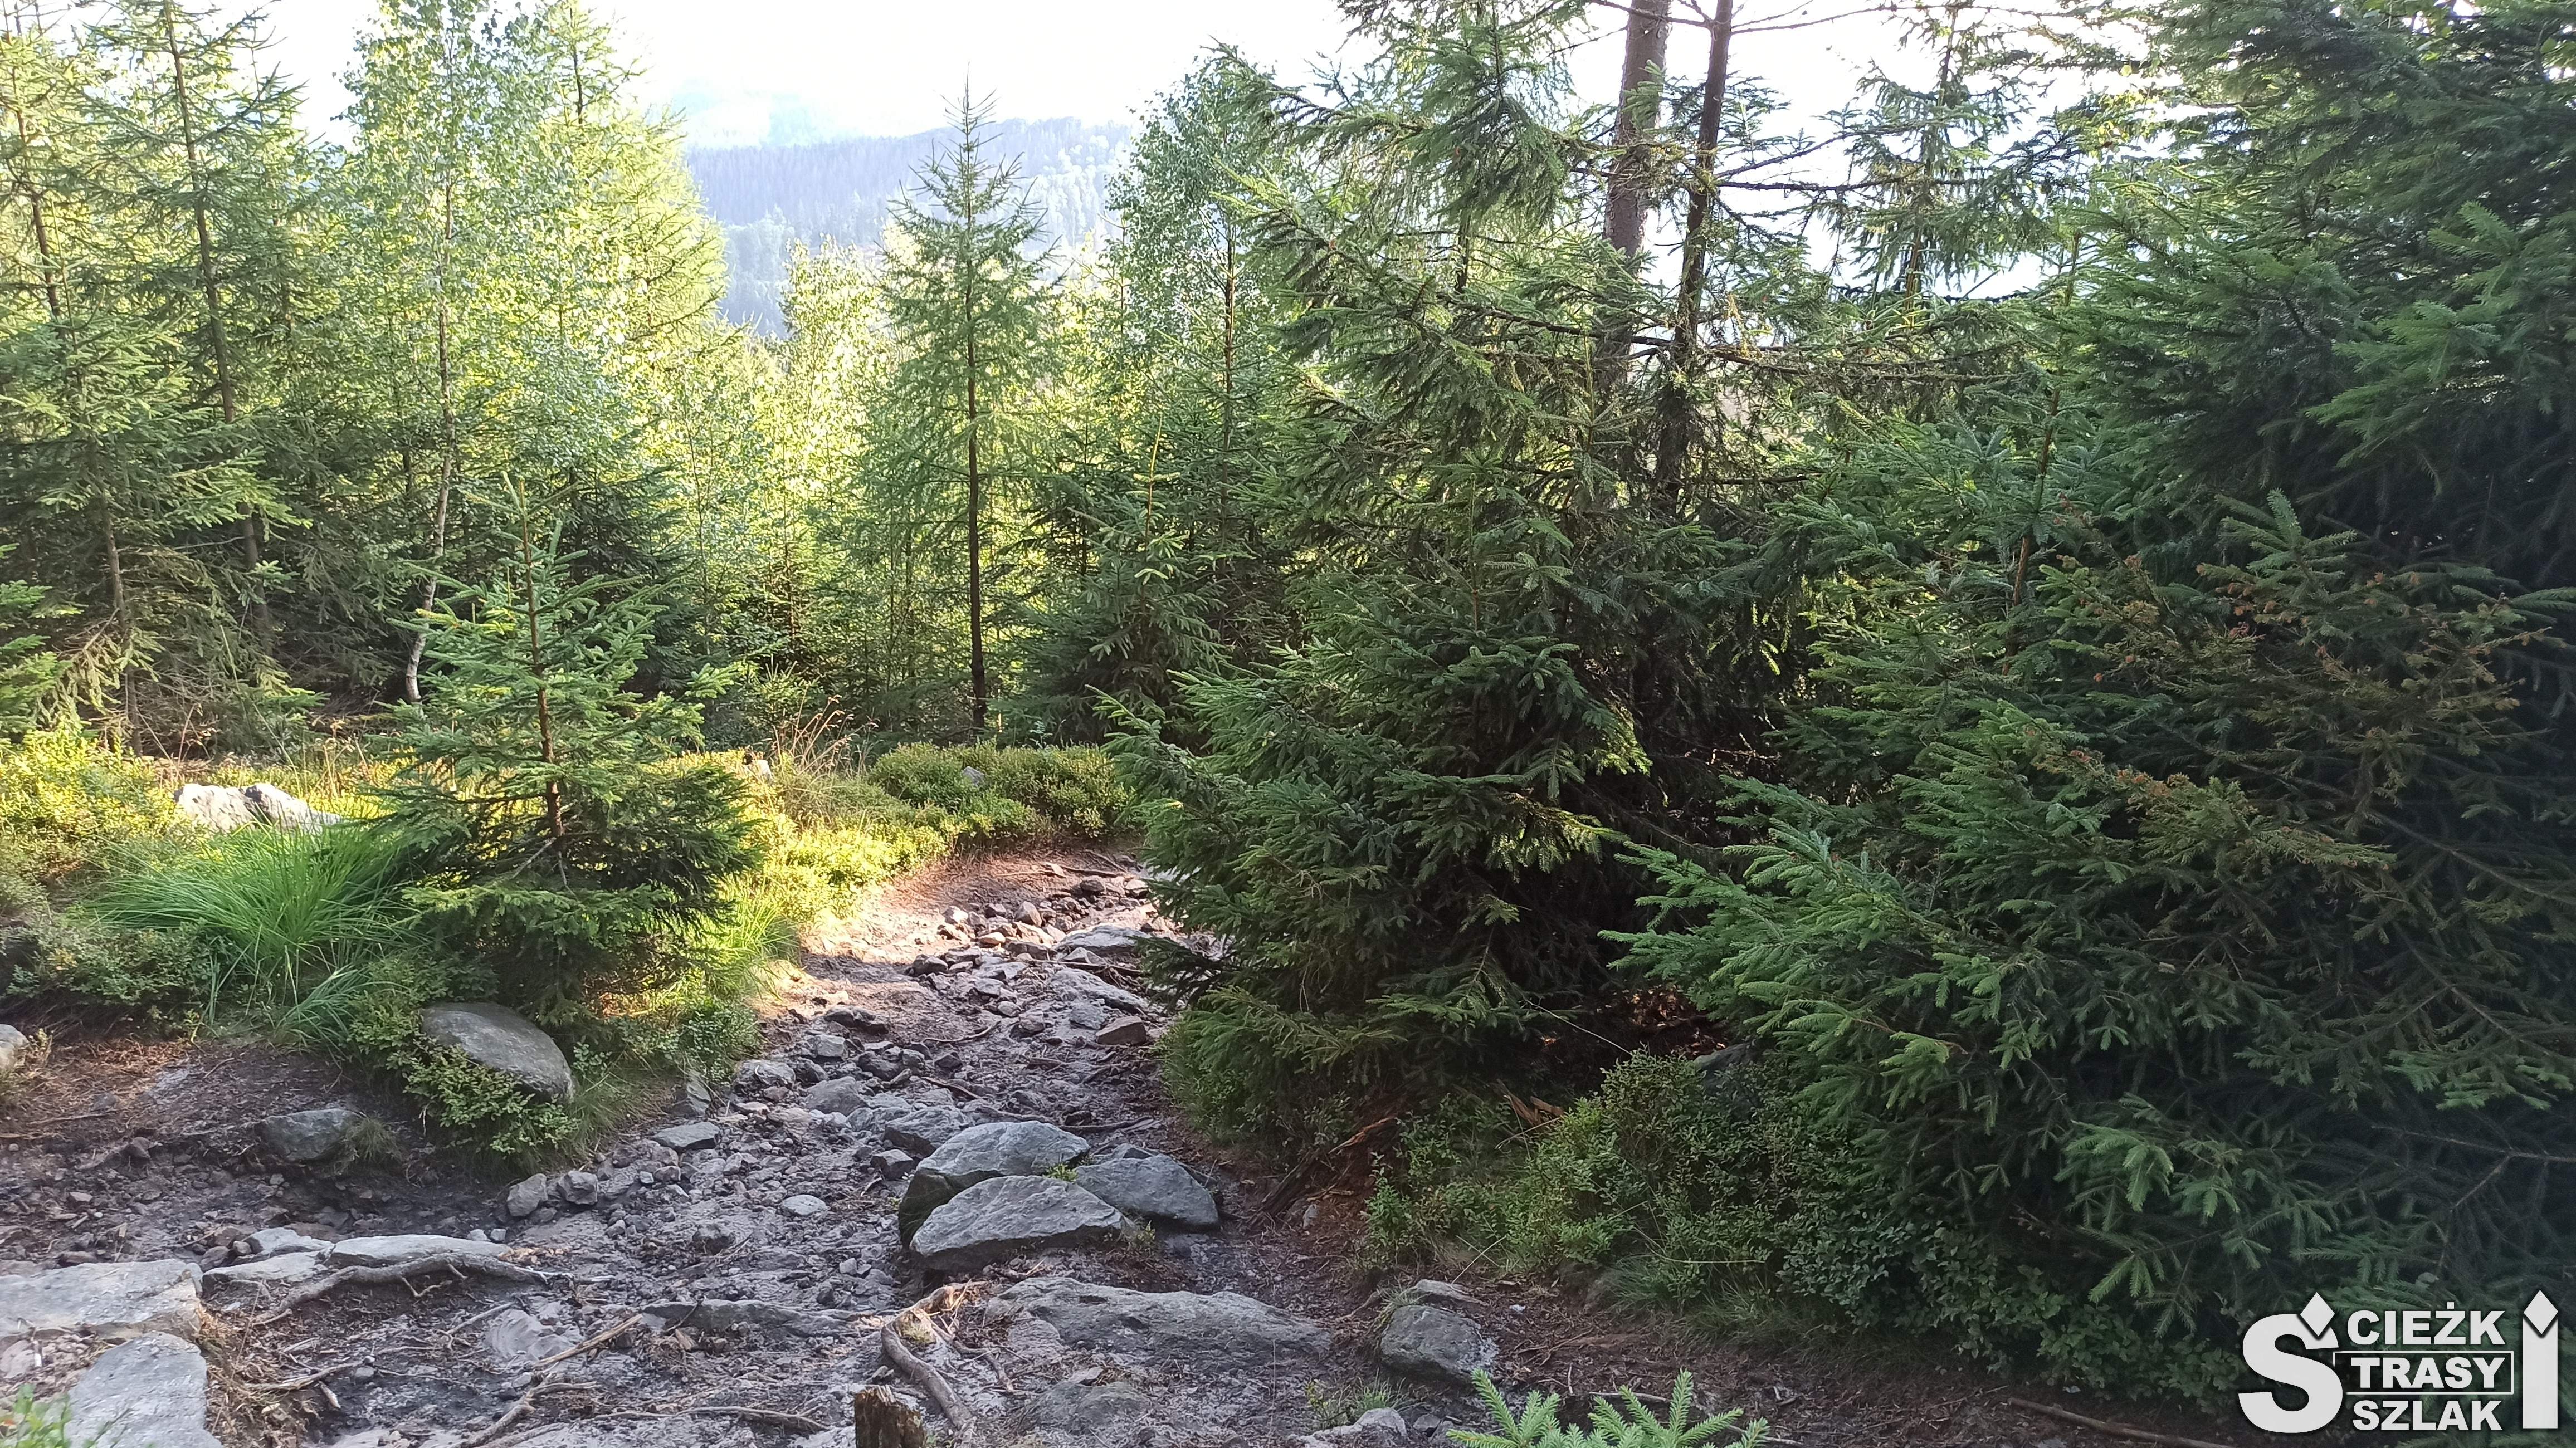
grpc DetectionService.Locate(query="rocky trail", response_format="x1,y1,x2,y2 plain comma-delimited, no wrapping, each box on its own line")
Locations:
3,849,2257,1448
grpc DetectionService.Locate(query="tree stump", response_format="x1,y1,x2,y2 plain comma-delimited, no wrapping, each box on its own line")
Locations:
854,1387,930,1448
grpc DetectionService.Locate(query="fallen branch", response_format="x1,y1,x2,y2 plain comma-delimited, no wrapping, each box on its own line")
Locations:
527,1311,642,1369
881,1283,987,1444
2003,1397,2241,1448
253,1254,559,1324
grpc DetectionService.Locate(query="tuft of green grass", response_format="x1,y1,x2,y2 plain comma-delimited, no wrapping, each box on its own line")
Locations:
82,825,411,1027
1305,1380,1396,1430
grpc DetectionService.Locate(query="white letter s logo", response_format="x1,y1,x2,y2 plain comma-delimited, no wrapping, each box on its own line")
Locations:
2241,1294,2343,1434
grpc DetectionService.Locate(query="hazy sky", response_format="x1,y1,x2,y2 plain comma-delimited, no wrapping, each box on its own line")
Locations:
231,1,1895,147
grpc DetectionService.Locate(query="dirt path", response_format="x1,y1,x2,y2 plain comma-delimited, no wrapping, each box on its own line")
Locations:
0,848,2275,1448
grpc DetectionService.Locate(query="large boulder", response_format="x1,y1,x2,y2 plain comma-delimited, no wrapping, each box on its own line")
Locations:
989,1277,1329,1368
67,1332,220,1448
899,1119,1089,1232
1379,1302,1498,1385
0,1259,200,1343
0,1022,27,1074
418,1003,575,1100
1072,1154,1218,1231
173,781,340,834
910,1177,1129,1272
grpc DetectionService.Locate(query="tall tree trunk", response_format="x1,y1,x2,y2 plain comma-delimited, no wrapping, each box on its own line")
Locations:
964,262,987,738
403,178,461,703
515,497,564,842
1603,0,1671,258
1595,0,1671,401
158,2,264,634
1655,0,1734,491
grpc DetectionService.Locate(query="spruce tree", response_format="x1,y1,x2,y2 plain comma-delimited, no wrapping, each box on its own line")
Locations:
382,478,758,1006
851,89,1054,736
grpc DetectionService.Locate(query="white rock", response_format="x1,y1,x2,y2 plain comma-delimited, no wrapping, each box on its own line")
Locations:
203,1251,326,1286
0,1023,27,1074
172,781,340,834
326,1234,507,1268
780,1193,828,1218
67,1331,220,1448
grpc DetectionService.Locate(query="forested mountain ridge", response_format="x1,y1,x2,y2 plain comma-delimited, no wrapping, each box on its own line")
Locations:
687,118,1130,331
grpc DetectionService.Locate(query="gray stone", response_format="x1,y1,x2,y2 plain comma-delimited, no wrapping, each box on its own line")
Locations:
1072,1154,1219,1230
483,1307,575,1367
871,1149,915,1177
900,1119,1090,1230
555,1170,599,1206
1402,1279,1476,1308
798,1030,850,1061
653,1121,721,1152
780,1193,828,1218
418,1003,575,1100
258,1105,371,1163
989,1276,1329,1367
801,1078,875,1118
244,1227,329,1258
0,1259,199,1342
1095,1015,1155,1046
327,1234,508,1268
66,1331,219,1448
911,1177,1130,1271
1033,1377,1149,1438
203,1251,325,1287
1379,1303,1497,1385
734,1057,798,1090
877,1099,969,1154
960,765,988,789
1057,927,1148,958
1304,1407,1412,1447
504,1173,550,1219
0,1023,26,1074
1051,965,1151,1013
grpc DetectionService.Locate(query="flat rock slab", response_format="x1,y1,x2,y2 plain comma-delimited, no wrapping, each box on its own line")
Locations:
901,1119,1089,1232
1073,1154,1219,1230
991,1277,1329,1368
911,1176,1130,1272
326,1234,508,1268
67,1330,220,1448
1057,927,1148,957
653,1121,721,1151
0,1259,200,1342
418,1003,575,1100
203,1251,326,1287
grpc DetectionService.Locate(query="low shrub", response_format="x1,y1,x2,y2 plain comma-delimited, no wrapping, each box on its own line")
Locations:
0,910,202,1023
866,742,1128,837
0,726,170,890
1364,1055,2239,1397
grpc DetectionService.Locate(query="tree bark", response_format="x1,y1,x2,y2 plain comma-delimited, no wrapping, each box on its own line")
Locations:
1655,0,1734,490
1603,0,1671,258
157,1,265,634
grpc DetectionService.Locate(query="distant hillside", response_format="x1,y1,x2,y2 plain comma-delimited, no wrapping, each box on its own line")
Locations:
687,118,1133,333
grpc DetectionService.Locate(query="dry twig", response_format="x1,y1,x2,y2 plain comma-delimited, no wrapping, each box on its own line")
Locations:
881,1283,988,1442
